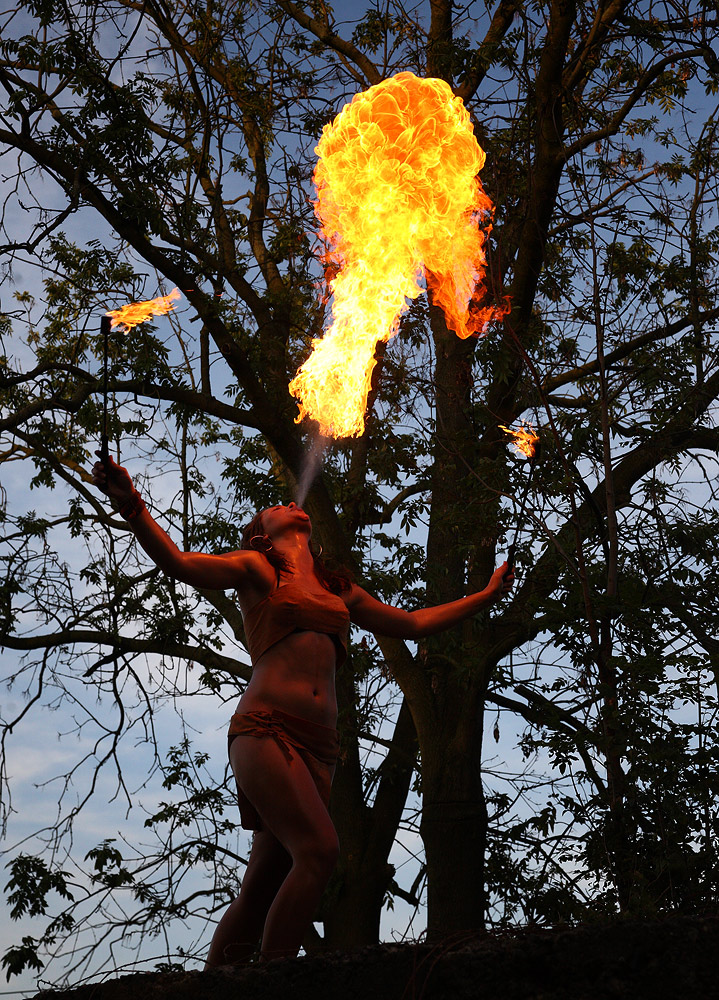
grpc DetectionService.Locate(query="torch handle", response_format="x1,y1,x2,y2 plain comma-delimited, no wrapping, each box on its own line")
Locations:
506,542,515,572
100,314,111,467
506,447,540,573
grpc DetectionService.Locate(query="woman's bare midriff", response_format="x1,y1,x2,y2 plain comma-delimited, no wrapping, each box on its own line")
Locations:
235,630,339,727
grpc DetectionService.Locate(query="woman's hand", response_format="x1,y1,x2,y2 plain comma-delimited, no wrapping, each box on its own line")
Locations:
91,453,136,504
486,561,515,601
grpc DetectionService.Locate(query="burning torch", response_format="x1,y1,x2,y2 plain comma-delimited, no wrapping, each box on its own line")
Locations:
500,421,540,569
99,288,181,464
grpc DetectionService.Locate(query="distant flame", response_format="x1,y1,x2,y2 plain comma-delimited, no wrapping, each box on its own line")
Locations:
500,421,539,458
289,71,508,439
106,288,181,332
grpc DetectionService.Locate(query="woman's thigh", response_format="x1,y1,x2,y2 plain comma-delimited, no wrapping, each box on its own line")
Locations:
230,734,338,857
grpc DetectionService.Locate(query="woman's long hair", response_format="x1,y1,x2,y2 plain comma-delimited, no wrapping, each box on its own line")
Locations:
241,509,352,595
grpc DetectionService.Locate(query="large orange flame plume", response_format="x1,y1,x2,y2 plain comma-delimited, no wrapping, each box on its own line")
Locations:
289,71,507,439
106,288,181,333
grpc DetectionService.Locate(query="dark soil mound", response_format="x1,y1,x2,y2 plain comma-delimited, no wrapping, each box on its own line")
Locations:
33,913,719,1000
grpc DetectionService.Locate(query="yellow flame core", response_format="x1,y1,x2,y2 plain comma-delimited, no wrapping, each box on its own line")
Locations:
289,71,507,439
500,422,539,458
106,288,181,332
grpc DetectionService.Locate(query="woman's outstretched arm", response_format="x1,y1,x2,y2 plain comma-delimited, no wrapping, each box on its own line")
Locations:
346,563,514,640
91,455,260,590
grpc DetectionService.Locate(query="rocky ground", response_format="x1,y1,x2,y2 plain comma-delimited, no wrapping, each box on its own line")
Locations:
33,913,719,1000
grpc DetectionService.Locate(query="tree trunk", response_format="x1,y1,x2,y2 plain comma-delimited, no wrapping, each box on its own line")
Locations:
420,715,488,941
417,293,492,940
322,670,419,947
321,858,390,948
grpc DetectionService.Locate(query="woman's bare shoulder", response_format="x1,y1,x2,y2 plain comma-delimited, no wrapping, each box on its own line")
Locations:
231,551,277,609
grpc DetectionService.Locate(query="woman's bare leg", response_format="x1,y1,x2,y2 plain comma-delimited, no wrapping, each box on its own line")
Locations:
229,734,339,961
205,830,291,968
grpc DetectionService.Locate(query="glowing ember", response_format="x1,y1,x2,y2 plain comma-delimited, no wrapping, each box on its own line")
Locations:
500,421,539,458
289,71,507,438
106,288,181,333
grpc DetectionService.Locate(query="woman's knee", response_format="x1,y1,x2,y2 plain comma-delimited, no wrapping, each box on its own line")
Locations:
252,830,292,870
295,830,340,880
241,834,292,899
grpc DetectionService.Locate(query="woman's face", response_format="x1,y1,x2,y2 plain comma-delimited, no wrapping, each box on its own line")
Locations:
261,502,311,541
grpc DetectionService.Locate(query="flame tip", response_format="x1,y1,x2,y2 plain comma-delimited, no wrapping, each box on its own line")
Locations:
106,288,181,332
500,421,540,458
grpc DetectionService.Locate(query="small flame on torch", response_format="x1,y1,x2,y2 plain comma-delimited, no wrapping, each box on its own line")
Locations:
500,421,539,459
106,288,181,333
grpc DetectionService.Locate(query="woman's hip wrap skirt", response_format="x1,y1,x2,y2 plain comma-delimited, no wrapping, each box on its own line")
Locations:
228,709,340,831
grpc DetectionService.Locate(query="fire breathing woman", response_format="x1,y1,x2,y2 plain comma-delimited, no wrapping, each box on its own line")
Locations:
91,455,514,965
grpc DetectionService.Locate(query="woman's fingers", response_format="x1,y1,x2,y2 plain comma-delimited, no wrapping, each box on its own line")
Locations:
91,453,135,502
499,563,515,594
91,453,122,495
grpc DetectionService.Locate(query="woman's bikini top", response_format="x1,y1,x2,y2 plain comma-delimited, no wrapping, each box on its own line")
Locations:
242,578,350,667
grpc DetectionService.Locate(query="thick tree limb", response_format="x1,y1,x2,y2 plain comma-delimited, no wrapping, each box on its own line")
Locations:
0,628,249,678
427,0,454,80
562,48,709,162
455,0,521,102
274,0,382,86
542,307,719,395
561,0,630,95
0,372,256,435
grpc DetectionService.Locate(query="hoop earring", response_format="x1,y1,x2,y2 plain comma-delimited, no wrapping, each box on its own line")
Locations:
250,534,274,553
314,544,323,558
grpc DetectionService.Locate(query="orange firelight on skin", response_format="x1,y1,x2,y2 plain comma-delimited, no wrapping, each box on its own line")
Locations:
289,71,508,439
500,421,539,459
106,288,181,333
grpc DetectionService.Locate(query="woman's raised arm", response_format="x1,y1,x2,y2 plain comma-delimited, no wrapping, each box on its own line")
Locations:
92,455,261,590
347,563,514,639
